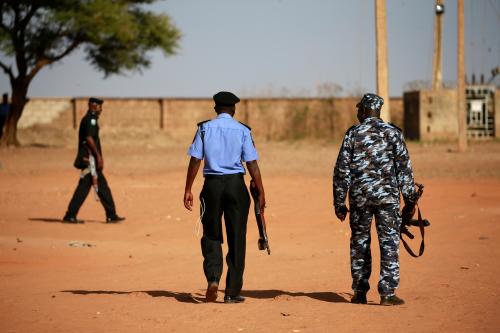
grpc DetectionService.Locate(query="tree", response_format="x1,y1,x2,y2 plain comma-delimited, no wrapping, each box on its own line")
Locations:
0,0,181,146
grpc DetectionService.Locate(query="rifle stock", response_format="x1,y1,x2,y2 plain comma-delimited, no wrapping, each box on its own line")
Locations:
400,183,430,257
249,179,270,255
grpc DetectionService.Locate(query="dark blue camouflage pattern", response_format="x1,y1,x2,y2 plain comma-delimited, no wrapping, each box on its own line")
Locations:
356,93,384,112
333,117,418,209
349,204,401,296
333,116,418,296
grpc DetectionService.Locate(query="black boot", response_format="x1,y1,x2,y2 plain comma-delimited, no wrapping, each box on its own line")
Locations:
106,215,125,224
380,295,405,306
62,214,84,224
351,291,367,304
224,295,245,304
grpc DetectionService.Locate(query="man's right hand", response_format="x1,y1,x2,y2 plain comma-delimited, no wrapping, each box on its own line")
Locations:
335,205,349,222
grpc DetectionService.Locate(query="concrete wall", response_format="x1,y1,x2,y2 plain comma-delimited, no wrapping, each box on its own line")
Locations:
403,91,420,140
18,98,73,129
19,96,404,143
23,91,498,144
496,91,500,138
404,89,459,141
404,88,500,141
73,98,165,130
421,89,459,141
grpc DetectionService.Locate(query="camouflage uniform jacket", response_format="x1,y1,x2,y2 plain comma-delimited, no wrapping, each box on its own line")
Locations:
333,117,418,209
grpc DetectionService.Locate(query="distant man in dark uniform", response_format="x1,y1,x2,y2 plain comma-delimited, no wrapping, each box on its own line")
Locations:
63,97,125,224
184,91,266,303
0,93,11,139
333,93,418,306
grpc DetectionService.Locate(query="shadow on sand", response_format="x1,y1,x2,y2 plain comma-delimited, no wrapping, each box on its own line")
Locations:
61,290,204,304
61,289,349,304
28,217,104,224
242,290,349,303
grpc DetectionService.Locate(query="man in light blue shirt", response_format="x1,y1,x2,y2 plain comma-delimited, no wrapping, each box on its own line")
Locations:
184,91,266,304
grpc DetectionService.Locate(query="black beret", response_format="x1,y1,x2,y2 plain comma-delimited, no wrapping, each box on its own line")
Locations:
213,91,240,106
88,97,104,105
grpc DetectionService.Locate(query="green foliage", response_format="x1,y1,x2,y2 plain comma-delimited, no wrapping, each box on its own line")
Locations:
0,0,181,76
0,0,181,145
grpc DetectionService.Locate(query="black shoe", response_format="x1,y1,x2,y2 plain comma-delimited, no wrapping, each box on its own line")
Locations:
351,291,367,304
106,216,125,224
380,295,405,306
62,216,84,224
205,281,219,302
224,295,245,304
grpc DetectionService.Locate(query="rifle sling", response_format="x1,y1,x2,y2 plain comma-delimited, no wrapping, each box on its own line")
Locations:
400,205,425,258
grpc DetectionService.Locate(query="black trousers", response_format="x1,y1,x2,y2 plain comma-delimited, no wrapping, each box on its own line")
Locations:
200,174,250,296
65,170,117,219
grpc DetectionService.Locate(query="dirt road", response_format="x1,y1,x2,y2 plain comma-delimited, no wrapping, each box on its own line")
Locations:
1,141,499,332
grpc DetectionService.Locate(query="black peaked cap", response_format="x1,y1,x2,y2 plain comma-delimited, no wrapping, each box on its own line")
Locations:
213,91,240,106
88,97,104,105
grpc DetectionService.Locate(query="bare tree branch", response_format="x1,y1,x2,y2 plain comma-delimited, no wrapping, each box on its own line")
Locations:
18,4,39,32
0,60,14,82
47,38,81,63
27,38,81,81
11,2,27,77
25,57,49,82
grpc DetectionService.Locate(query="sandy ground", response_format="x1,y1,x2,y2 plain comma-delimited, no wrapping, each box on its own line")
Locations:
1,139,500,333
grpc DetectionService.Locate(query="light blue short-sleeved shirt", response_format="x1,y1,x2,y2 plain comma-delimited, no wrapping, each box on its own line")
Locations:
188,113,259,175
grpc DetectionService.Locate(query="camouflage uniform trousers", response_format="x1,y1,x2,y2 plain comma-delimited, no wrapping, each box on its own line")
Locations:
349,203,402,296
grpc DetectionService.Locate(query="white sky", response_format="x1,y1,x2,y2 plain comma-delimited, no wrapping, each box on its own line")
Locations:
0,0,499,98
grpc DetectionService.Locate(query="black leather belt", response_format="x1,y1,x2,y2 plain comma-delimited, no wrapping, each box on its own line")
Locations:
204,173,244,179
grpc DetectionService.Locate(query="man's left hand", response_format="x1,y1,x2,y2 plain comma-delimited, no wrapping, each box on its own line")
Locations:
402,203,416,223
184,191,194,211
335,205,349,222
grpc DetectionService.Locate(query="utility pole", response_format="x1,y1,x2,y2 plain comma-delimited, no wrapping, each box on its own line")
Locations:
375,0,391,122
457,0,467,151
432,0,445,90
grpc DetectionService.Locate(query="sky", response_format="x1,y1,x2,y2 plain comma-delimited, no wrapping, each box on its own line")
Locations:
0,0,499,98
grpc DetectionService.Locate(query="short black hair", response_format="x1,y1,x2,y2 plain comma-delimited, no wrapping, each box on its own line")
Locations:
215,105,235,114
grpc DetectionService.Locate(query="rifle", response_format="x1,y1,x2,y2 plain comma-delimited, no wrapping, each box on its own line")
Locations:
87,149,99,202
249,179,270,255
400,183,430,257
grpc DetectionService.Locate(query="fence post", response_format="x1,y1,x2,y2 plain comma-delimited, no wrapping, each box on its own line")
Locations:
71,98,77,129
159,98,165,130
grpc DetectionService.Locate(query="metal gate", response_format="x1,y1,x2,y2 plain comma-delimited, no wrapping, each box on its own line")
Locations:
466,85,495,139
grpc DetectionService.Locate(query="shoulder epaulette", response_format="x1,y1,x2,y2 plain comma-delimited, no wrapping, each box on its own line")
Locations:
238,122,251,130
345,124,357,134
197,120,210,127
388,122,403,132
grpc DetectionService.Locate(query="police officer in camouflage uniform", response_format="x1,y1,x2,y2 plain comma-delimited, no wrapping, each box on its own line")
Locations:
333,93,418,306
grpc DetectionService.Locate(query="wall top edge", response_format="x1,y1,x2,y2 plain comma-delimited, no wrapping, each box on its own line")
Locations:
27,96,404,101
